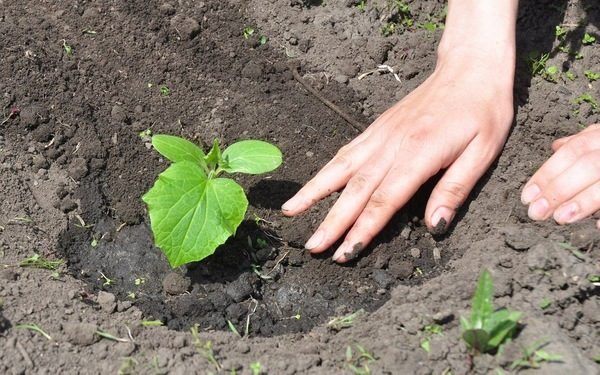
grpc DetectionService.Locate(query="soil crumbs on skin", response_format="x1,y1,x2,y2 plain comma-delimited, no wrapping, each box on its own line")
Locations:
0,0,599,374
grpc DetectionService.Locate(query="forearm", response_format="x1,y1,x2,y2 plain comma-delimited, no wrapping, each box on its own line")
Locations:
436,0,519,85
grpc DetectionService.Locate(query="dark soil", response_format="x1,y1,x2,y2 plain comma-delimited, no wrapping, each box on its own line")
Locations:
0,0,598,374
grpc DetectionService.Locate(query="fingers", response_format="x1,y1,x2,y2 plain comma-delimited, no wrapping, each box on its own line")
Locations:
424,137,500,233
304,153,393,254
333,159,437,263
522,133,600,204
552,124,600,151
281,139,377,216
552,179,600,224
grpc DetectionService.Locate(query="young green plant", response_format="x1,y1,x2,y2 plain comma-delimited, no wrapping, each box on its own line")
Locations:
143,135,282,267
460,270,521,354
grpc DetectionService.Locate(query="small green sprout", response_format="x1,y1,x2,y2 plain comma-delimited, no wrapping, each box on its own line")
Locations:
584,70,600,82
539,298,552,310
62,39,73,55
19,254,63,270
15,323,53,340
575,52,584,60
327,309,365,332
588,274,600,283
510,339,563,370
242,27,255,39
249,362,262,375
555,25,567,40
227,320,241,338
381,22,397,36
593,354,600,363
159,85,171,96
99,272,114,287
82,28,97,35
191,324,221,371
96,329,130,342
134,277,146,286
259,35,268,45
356,0,367,12
528,52,550,76
565,70,577,81
574,93,599,112
346,343,376,375
143,135,282,267
118,357,137,375
418,21,440,32
420,324,444,353
142,320,163,327
138,129,153,140
91,234,99,248
127,292,136,299
544,65,560,82
582,33,596,45
460,270,521,354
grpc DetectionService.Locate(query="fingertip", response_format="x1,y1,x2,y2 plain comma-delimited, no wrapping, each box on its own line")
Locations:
332,241,363,263
427,206,455,234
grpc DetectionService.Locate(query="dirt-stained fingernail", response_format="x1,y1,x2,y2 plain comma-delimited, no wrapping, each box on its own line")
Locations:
282,196,301,212
305,229,325,250
430,206,455,235
333,242,363,262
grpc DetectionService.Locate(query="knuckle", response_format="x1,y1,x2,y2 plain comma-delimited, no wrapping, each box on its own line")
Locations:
369,188,392,209
437,181,468,205
345,173,370,194
330,154,353,170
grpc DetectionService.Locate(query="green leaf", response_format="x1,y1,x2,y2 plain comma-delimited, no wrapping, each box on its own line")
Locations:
462,329,489,353
205,139,223,170
142,161,248,267
486,312,520,349
470,270,494,329
222,140,282,174
152,135,206,167
534,350,562,362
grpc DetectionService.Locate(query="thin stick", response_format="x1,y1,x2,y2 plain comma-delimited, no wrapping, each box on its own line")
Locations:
289,65,366,133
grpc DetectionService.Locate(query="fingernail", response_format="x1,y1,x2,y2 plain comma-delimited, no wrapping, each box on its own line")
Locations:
332,242,349,262
430,206,455,235
521,184,540,204
528,197,550,220
305,229,325,250
554,202,579,223
282,196,301,212
333,242,363,262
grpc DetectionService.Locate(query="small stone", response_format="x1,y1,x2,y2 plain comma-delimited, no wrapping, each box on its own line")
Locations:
110,105,127,123
400,226,412,240
371,269,393,289
502,225,538,251
433,247,441,262
241,61,263,79
62,323,98,346
582,298,600,323
97,291,117,313
527,242,553,271
172,335,187,349
334,74,349,84
162,272,191,295
305,151,314,157
159,3,176,15
225,273,256,302
59,198,78,213
409,247,421,258
117,301,132,312
170,15,201,40
32,155,49,170
389,260,413,279
68,158,88,180
570,228,600,249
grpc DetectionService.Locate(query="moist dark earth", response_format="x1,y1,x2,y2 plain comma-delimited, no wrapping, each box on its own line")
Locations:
0,0,599,374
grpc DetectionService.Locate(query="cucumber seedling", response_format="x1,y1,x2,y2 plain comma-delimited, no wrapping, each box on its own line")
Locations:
143,135,282,267
460,270,521,354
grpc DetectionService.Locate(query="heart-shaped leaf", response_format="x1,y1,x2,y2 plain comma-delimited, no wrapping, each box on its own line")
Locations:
142,161,247,267
222,140,282,174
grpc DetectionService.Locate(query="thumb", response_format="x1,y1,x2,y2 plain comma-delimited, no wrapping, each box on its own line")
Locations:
425,138,500,233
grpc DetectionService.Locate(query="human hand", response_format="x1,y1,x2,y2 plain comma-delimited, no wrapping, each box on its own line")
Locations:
522,124,600,229
281,58,515,262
